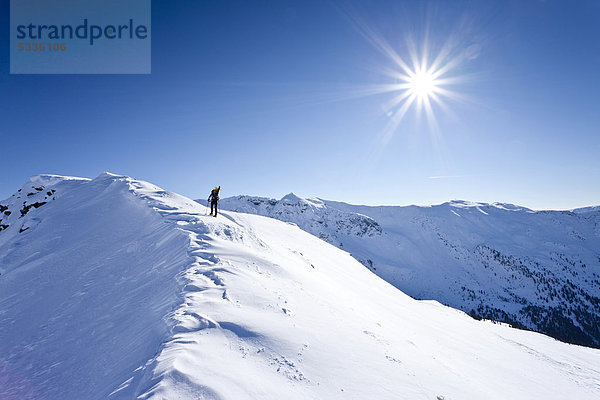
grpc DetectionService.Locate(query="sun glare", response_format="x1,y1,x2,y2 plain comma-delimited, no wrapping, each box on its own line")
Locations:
408,70,438,99
343,13,473,144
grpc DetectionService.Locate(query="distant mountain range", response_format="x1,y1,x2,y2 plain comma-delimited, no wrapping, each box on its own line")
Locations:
217,194,600,348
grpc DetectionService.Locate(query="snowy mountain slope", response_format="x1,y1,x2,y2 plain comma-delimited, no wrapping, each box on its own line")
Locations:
1,175,599,400
218,195,600,348
574,205,600,214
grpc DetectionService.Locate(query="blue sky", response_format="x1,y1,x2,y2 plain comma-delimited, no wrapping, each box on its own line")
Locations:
1,0,599,209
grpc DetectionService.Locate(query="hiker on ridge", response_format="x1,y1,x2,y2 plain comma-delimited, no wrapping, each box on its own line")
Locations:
208,186,220,217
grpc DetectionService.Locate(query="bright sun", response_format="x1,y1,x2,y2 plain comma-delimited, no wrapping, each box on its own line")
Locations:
408,70,438,99
335,12,473,144
343,16,471,141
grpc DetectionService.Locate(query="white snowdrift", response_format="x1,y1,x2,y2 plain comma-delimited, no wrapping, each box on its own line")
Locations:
0,174,598,400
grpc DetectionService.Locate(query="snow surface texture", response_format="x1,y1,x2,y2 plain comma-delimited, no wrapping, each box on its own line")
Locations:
1,174,599,400
218,195,600,348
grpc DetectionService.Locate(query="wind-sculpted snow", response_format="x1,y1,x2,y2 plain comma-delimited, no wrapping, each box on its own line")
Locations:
220,196,600,348
1,174,599,399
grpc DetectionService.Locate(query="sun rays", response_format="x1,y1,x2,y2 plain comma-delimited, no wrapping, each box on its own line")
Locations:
375,37,471,144
340,10,476,146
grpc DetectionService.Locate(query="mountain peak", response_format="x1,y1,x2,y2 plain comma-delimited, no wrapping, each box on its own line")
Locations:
280,192,305,203
94,171,128,181
447,199,486,208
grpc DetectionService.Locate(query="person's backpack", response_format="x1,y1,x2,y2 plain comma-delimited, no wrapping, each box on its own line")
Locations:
210,187,220,201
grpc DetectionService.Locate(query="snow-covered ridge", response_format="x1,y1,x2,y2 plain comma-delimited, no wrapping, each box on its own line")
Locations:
445,199,532,212
573,205,600,214
1,174,600,399
219,194,600,348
